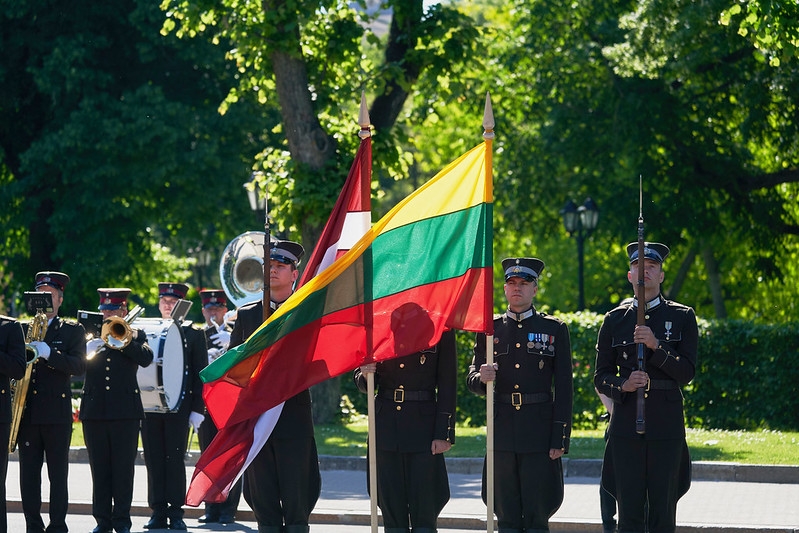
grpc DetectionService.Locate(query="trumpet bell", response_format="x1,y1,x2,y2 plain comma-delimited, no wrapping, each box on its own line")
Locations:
220,231,276,308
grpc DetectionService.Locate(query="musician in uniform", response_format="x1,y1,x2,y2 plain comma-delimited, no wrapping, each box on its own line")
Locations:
141,282,207,531
0,315,26,533
594,243,697,533
229,240,321,533
81,288,153,533
19,271,87,533
353,318,457,533
467,258,573,533
196,289,242,525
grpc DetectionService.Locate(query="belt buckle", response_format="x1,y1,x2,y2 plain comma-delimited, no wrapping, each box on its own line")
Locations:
393,389,405,403
511,392,522,407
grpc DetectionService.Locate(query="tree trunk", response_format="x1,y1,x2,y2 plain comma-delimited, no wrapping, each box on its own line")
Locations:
701,241,728,318
664,244,697,301
311,377,341,425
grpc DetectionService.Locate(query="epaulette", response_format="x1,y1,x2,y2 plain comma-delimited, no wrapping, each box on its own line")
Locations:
493,313,503,320
0,314,14,322
62,317,79,326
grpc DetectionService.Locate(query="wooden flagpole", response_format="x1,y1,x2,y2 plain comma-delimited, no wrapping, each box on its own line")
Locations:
483,93,496,533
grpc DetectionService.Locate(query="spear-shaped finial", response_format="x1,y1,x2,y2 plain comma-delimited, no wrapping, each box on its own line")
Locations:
483,92,495,141
359,91,371,140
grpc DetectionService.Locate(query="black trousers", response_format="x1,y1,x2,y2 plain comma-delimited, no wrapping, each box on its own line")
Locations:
485,450,564,533
367,448,450,531
0,423,9,533
198,417,242,519
141,412,190,520
243,437,320,527
18,422,72,533
83,419,140,530
609,437,683,533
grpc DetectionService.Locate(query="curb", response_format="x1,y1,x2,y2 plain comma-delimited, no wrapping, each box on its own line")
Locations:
12,448,798,484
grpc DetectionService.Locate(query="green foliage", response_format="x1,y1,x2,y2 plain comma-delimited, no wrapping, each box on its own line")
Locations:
687,319,799,430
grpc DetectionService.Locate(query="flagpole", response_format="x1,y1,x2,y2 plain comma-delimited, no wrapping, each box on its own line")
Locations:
357,92,379,533
483,92,496,533
262,184,271,322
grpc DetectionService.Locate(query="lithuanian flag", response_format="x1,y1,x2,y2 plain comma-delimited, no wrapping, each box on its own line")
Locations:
187,140,492,504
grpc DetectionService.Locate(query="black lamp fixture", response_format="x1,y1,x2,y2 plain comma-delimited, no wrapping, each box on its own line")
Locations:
560,197,599,310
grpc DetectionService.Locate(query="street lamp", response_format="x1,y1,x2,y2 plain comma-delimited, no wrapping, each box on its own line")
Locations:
560,197,599,310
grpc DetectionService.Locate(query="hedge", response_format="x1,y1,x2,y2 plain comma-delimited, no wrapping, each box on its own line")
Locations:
339,313,799,431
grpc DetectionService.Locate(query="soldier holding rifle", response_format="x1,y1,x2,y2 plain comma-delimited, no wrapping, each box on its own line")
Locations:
594,242,697,533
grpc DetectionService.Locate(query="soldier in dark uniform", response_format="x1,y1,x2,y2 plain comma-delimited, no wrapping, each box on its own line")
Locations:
141,282,207,531
19,271,87,533
196,289,242,525
594,242,697,533
0,315,26,533
467,258,573,533
230,240,321,533
353,317,457,533
81,288,153,533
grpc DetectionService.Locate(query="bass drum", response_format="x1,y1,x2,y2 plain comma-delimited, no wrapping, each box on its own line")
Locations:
135,318,186,413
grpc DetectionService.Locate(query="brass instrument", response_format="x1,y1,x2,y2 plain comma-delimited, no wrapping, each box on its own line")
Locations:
100,305,144,350
219,231,277,308
9,306,48,453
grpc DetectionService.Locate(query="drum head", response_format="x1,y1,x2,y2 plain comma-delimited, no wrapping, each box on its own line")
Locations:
135,318,186,413
160,322,186,411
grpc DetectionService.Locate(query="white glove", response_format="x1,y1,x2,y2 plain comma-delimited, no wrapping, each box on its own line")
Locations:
207,347,222,364
210,329,231,350
29,340,51,360
359,362,377,374
86,338,105,358
189,411,205,432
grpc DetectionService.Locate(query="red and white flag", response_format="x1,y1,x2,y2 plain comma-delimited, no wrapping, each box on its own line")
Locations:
186,135,372,505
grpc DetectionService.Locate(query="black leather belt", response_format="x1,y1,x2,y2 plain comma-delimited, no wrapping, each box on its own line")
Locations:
648,379,679,390
377,389,435,403
496,392,551,406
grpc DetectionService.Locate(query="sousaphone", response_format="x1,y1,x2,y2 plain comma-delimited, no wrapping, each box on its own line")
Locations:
219,231,276,308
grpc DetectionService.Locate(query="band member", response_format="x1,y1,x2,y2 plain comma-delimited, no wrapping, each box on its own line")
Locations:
0,315,25,533
19,271,87,533
353,322,457,533
467,258,573,533
81,289,153,533
594,242,697,533
196,289,242,525
230,240,321,533
141,282,207,531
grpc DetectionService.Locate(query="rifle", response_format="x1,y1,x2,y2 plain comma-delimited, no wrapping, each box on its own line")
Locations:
635,176,646,435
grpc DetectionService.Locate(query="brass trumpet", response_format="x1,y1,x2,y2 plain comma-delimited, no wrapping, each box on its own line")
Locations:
100,305,144,350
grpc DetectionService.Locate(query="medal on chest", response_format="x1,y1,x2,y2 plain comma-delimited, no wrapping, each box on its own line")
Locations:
664,321,673,341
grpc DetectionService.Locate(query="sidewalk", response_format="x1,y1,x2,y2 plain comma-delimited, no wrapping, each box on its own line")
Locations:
6,452,799,532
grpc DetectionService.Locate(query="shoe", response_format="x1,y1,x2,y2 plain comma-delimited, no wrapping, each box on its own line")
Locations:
143,516,169,530
90,528,112,533
198,514,219,523
218,514,235,524
115,528,131,533
169,518,188,530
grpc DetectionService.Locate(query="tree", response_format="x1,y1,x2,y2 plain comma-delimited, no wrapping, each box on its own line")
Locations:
159,0,484,421
0,0,272,313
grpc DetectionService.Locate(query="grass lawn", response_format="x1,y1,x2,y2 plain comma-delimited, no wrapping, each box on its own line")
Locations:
71,420,799,465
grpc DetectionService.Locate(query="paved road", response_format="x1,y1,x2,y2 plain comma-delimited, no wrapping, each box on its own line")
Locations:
6,456,799,532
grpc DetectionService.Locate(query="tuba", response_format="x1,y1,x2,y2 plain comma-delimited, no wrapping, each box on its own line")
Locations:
9,306,48,453
99,305,145,351
219,231,275,308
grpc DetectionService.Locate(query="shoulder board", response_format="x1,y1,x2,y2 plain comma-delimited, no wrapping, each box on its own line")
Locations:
663,299,692,311
0,314,15,323
62,317,80,326
493,313,503,320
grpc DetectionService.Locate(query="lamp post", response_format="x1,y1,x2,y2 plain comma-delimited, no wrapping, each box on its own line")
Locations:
560,197,599,310
244,171,271,321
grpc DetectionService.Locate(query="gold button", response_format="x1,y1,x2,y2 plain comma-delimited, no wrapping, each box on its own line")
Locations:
105,376,110,381
517,323,522,328
515,343,521,348
515,363,520,368
106,386,110,390
514,384,519,389
61,393,66,398
396,405,402,411
399,363,405,368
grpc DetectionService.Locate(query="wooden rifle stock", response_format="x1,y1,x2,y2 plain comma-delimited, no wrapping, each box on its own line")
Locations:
635,180,646,435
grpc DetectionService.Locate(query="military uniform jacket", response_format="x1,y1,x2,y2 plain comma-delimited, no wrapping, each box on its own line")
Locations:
230,301,314,439
80,329,154,420
353,329,457,453
467,309,573,453
178,324,208,416
0,316,26,424
594,295,697,440
22,317,86,424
